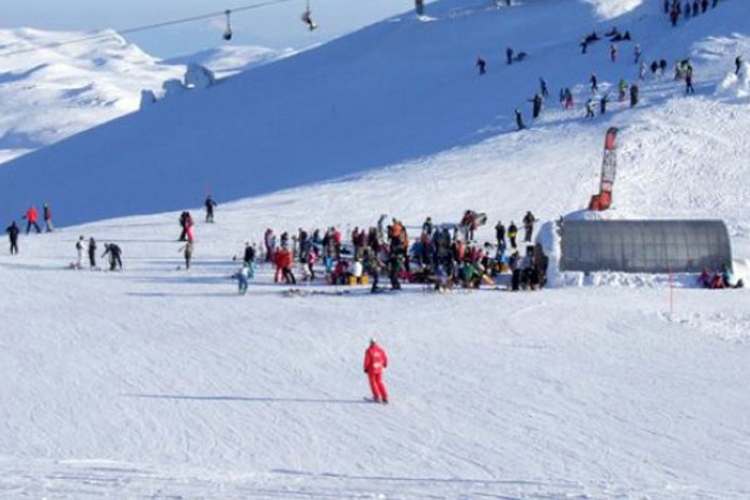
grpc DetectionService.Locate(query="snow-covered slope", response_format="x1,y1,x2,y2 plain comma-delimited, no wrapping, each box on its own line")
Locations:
1,0,749,230
1,0,749,497
0,28,185,163
0,28,291,165
163,45,297,79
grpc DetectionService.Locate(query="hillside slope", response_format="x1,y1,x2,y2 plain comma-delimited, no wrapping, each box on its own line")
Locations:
3,0,747,228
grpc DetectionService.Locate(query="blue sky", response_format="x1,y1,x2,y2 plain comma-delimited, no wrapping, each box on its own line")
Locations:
1,0,419,58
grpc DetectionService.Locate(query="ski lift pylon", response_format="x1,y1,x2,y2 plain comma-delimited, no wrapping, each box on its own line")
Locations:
223,9,233,41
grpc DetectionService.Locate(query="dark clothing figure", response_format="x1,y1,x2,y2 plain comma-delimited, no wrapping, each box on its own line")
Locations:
178,211,193,241
522,211,536,242
651,60,659,75
180,241,194,269
529,93,543,119
204,195,217,223
495,221,506,252
243,242,256,265
102,243,123,271
685,66,694,94
506,47,514,65
539,78,549,99
659,59,668,75
590,73,598,93
476,57,486,75
507,222,518,249
600,93,609,114
630,83,639,106
514,109,525,130
735,55,742,75
43,204,54,232
88,237,97,268
6,221,19,254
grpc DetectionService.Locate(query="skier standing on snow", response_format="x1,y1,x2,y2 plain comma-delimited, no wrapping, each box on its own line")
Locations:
529,93,543,119
6,221,19,255
178,211,193,241
243,241,256,266
735,55,743,75
514,109,525,130
204,195,217,223
179,240,194,270
364,338,389,404
522,211,537,242
508,221,518,249
76,236,85,268
43,203,54,232
600,93,609,114
585,98,595,118
539,77,549,99
495,220,506,254
506,47,514,65
88,237,97,268
630,82,640,106
23,205,42,234
476,56,486,75
685,65,694,94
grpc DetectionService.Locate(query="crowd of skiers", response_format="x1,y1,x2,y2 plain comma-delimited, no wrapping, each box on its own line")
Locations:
233,209,547,295
480,0,734,130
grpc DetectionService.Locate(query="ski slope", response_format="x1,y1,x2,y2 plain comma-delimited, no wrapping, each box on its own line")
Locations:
1,0,749,498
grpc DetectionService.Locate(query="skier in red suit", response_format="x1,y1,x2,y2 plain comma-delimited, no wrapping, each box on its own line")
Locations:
363,338,389,404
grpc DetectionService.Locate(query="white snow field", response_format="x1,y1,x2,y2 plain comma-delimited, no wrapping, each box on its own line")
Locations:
1,0,750,498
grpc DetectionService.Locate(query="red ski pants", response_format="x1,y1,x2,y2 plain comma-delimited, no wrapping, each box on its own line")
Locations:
367,372,388,402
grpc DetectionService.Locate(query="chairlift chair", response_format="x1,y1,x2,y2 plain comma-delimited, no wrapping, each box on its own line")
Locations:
301,1,317,31
223,10,233,41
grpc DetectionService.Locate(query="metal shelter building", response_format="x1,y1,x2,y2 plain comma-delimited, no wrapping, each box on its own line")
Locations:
559,219,732,273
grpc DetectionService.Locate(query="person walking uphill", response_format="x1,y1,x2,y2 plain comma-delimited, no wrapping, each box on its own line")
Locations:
364,338,389,404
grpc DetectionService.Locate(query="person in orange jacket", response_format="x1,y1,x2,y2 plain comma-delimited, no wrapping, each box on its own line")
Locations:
363,338,389,404
275,247,296,284
23,205,42,234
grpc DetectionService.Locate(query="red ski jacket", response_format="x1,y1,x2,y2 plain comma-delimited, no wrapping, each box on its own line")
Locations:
364,344,388,375
275,248,293,269
25,207,38,222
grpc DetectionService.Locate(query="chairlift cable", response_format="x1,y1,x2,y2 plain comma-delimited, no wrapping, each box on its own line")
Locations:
0,0,296,58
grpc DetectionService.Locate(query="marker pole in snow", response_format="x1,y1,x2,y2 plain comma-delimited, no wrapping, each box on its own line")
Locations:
669,268,674,317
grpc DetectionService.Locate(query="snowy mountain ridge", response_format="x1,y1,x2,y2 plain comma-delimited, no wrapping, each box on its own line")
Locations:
0,27,290,164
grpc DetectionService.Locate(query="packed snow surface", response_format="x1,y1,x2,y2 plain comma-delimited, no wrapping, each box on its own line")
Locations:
1,0,749,498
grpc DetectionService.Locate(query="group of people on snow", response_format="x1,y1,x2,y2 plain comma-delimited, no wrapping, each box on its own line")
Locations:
4,204,54,255
665,0,722,27
234,209,546,295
